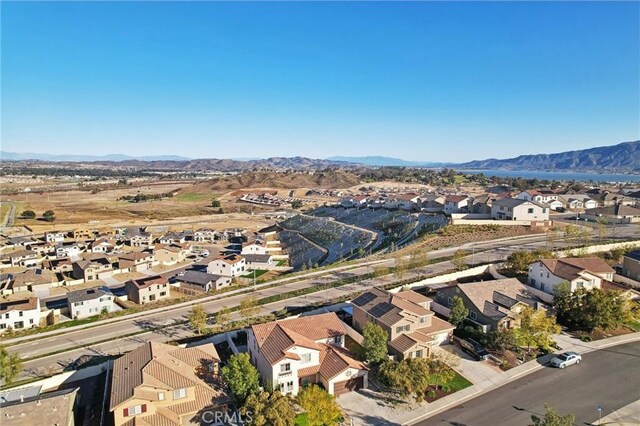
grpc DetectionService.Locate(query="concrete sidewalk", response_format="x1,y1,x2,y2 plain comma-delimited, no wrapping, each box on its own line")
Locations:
596,400,640,425
339,332,640,426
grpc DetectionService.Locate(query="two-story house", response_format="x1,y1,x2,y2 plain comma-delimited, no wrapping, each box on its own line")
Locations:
125,275,170,305
117,252,154,272
193,228,219,243
109,341,230,426
0,297,41,332
67,287,116,319
72,256,114,282
444,195,470,215
153,243,189,266
45,231,66,243
207,254,246,277
621,250,640,282
241,239,269,255
491,198,549,221
0,387,78,426
6,250,39,267
352,288,455,360
434,278,542,331
248,313,368,397
89,238,117,253
528,257,615,295
55,242,83,259
158,232,187,245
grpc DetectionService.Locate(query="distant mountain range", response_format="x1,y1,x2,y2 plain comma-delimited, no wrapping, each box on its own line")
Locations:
457,140,640,173
326,156,451,167
0,152,192,162
2,140,639,172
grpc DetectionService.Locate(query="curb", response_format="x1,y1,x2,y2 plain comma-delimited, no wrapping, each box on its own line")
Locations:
401,332,640,425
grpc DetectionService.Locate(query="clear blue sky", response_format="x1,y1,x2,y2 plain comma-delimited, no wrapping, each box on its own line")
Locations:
2,1,639,162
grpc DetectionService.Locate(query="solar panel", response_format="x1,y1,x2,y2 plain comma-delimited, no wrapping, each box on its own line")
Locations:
369,302,394,318
352,292,376,306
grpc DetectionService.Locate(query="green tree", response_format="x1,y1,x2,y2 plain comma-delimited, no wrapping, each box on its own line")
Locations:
20,210,36,219
506,251,535,274
362,323,388,364
297,385,342,426
240,391,295,426
291,200,303,209
42,210,55,222
211,199,221,208
378,358,431,402
556,287,631,331
451,249,468,271
529,403,575,426
515,307,560,353
0,345,22,385
187,305,208,335
221,353,260,404
215,305,231,325
596,216,608,241
448,296,469,327
239,296,260,319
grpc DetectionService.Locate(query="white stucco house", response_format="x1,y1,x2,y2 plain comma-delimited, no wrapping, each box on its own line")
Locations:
248,313,368,397
491,198,549,221
207,254,246,277
0,297,41,333
67,287,116,319
527,257,615,295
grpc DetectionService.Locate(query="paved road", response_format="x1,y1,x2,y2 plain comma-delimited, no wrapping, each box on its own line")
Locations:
416,341,640,426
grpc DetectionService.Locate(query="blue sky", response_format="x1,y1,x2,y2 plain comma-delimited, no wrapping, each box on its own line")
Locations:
2,1,639,162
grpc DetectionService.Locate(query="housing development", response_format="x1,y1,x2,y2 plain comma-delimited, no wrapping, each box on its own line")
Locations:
2,1,639,426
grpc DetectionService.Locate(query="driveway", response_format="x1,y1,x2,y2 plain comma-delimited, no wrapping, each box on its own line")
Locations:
433,344,502,386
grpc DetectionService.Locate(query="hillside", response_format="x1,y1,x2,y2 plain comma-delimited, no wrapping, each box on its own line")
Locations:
328,156,450,167
185,170,361,191
457,140,640,173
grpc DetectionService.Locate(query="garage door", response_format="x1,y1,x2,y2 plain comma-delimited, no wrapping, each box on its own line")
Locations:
333,376,364,396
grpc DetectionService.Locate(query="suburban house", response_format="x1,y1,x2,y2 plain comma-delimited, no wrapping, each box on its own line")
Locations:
351,288,455,360
0,297,41,332
243,254,274,270
582,204,640,224
0,269,57,296
547,199,565,211
118,252,154,272
89,238,117,253
193,228,219,243
241,239,269,255
434,278,541,331
0,387,78,426
491,198,549,221
109,341,230,426
45,231,66,243
159,232,187,245
6,250,39,267
124,228,153,247
621,250,640,282
72,256,113,282
42,257,73,273
207,254,246,277
74,227,95,240
154,243,189,266
443,195,470,215
516,190,558,204
55,242,83,259
67,287,116,319
125,275,170,305
528,257,615,295
175,271,232,292
248,313,368,397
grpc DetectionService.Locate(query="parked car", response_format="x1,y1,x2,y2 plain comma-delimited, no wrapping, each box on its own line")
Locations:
459,338,490,361
550,351,582,368
554,207,566,213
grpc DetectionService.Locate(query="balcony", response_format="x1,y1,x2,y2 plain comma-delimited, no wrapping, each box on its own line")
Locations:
278,370,293,378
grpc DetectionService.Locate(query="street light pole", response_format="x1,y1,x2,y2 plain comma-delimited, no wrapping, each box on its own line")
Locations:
596,405,603,425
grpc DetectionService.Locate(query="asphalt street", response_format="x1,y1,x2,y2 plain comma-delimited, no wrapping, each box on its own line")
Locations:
416,341,640,426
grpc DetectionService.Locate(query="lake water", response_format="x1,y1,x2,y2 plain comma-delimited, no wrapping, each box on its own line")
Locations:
457,169,640,183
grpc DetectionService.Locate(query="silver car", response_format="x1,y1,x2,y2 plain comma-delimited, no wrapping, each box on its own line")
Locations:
550,351,582,368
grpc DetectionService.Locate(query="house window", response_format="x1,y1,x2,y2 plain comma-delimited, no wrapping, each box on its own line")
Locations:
301,353,312,364
420,316,427,324
125,404,146,416
415,350,423,358
173,388,187,400
528,208,534,214
160,292,167,297
469,311,477,320
18,311,23,317
447,297,453,306
576,282,584,289
395,325,410,334
281,363,291,373
286,381,294,392
158,392,165,401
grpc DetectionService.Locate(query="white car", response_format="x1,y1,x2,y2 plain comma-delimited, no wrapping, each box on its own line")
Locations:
550,351,582,368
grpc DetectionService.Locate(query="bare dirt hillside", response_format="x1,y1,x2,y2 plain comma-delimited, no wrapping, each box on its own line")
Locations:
186,170,361,192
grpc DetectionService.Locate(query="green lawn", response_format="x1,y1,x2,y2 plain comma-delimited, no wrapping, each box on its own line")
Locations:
241,269,268,279
173,192,212,202
294,413,308,426
428,368,472,392
276,259,287,267
625,320,640,332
